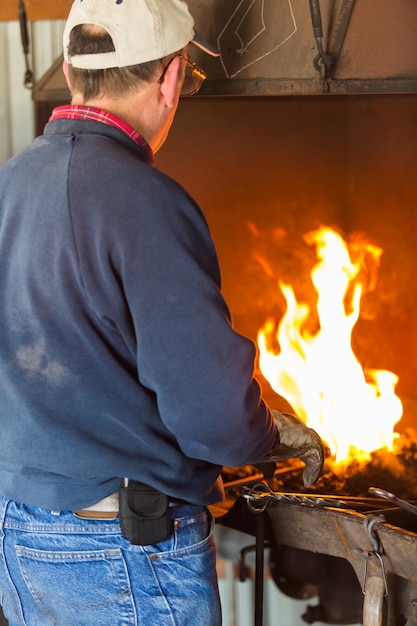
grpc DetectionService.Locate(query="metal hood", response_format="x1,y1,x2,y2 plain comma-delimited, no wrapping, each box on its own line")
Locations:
32,0,417,102
189,0,417,95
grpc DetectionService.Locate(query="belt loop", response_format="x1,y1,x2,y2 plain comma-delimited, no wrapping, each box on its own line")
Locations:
0,496,10,532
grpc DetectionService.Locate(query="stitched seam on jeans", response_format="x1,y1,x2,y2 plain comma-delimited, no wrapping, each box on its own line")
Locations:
4,521,120,534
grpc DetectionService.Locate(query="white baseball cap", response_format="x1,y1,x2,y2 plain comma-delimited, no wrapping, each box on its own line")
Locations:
64,0,219,70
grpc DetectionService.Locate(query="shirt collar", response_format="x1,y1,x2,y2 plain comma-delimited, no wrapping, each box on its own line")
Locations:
49,105,154,160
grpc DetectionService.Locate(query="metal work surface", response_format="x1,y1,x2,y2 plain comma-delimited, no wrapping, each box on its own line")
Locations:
215,485,417,625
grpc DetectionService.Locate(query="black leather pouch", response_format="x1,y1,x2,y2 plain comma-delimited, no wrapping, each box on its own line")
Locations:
119,479,172,545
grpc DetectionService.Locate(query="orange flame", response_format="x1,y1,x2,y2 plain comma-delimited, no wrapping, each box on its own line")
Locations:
257,226,403,464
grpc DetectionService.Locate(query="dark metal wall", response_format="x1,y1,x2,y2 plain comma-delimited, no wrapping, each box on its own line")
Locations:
190,0,417,95
155,93,417,423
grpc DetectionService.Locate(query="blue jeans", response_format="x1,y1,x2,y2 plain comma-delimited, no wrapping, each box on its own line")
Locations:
0,496,221,625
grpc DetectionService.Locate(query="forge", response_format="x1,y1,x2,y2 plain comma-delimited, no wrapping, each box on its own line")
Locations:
155,93,417,421
155,93,417,626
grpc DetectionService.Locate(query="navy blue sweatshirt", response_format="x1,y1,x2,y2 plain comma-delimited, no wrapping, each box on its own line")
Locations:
0,119,277,510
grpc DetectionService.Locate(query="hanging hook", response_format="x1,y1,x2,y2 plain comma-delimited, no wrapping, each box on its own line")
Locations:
308,0,332,91
359,514,388,598
364,514,385,554
19,0,33,89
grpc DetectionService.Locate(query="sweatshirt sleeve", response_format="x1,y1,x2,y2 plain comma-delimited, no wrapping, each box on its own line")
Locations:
74,161,277,467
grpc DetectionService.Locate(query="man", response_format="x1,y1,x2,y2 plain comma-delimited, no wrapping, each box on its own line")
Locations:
0,0,324,624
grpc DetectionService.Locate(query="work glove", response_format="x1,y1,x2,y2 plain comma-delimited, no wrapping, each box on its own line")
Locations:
262,411,325,488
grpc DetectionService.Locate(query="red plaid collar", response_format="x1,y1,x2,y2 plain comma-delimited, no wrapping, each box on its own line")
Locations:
49,105,153,160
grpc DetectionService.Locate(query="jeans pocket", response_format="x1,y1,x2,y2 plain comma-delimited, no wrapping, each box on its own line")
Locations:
16,545,137,626
139,510,221,626
171,508,211,552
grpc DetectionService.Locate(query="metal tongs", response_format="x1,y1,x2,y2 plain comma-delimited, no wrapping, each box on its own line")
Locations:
19,0,33,89
368,486,417,516
241,483,373,513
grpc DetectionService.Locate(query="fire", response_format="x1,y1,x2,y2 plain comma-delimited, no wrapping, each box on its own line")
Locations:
257,226,403,464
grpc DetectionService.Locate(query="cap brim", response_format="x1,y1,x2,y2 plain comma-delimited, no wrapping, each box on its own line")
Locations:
191,33,220,57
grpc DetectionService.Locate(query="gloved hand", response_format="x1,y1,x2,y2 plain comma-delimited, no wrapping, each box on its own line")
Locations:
262,411,325,488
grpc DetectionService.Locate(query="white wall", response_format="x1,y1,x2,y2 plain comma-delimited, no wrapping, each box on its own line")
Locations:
0,19,64,164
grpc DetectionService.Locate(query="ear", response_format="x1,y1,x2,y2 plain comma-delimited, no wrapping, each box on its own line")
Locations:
62,60,73,91
159,55,181,108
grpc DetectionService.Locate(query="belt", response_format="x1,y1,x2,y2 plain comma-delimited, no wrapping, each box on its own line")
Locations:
74,492,188,520
74,493,119,520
